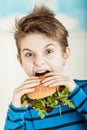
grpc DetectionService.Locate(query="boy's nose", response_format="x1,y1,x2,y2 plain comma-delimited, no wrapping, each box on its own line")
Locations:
34,55,45,67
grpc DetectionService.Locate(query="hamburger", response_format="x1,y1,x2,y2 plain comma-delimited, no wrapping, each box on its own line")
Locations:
21,72,75,119
26,75,57,99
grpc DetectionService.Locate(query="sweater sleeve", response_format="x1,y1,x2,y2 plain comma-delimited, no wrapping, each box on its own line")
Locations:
69,85,87,120
4,103,27,130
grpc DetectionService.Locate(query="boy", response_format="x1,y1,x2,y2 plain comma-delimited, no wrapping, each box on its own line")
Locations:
4,6,87,130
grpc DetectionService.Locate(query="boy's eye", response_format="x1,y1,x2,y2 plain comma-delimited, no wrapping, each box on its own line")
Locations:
45,49,53,54
25,52,33,57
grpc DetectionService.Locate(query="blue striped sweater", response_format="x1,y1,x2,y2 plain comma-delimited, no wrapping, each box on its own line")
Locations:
4,80,87,130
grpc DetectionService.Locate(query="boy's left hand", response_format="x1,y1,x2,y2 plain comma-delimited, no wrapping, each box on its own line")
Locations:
42,72,76,92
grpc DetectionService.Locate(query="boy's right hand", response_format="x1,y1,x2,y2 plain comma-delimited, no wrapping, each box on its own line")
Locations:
12,77,40,108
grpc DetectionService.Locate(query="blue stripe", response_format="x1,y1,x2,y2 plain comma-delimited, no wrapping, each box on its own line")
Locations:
25,109,76,121
37,120,87,130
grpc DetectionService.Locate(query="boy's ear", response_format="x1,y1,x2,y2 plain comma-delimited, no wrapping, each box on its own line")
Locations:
63,47,70,64
17,54,23,67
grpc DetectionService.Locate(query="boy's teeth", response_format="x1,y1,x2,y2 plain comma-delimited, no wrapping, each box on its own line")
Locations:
35,70,50,76
37,71,46,73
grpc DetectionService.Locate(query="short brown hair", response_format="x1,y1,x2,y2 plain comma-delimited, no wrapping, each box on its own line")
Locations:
14,5,69,54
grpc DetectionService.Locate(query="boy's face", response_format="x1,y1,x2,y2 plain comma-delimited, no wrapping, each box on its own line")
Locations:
17,33,70,77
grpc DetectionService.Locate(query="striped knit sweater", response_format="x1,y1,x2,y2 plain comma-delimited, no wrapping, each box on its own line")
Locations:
4,80,87,130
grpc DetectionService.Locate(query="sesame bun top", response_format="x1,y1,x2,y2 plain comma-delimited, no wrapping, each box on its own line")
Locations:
26,76,57,99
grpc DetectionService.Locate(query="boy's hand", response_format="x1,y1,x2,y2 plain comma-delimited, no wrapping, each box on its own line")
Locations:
42,72,76,92
12,77,40,108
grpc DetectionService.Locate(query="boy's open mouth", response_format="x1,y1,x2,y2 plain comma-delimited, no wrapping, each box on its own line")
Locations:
35,70,50,77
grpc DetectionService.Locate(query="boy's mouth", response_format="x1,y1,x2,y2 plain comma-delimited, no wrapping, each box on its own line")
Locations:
35,70,50,77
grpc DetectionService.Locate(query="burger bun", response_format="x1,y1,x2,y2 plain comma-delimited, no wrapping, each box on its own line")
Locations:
26,76,57,99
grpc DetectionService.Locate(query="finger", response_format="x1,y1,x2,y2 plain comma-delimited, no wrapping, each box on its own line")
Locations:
43,78,59,87
42,76,64,83
15,81,40,93
17,78,40,89
25,76,39,81
15,87,35,100
23,77,40,83
23,79,40,85
20,87,35,96
45,72,62,77
49,81,67,87
43,77,69,87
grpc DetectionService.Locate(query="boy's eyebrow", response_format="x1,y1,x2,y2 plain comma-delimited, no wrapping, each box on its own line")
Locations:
44,43,56,48
22,48,31,52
